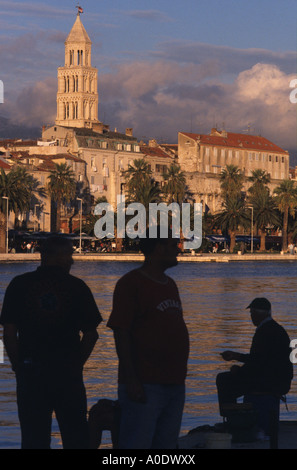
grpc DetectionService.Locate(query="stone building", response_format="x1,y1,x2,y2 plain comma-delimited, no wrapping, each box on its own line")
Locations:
41,12,174,211
178,128,290,213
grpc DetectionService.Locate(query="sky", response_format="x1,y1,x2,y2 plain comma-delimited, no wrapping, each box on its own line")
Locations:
0,0,296,158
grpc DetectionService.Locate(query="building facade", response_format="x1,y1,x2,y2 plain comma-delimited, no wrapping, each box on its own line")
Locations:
178,128,290,212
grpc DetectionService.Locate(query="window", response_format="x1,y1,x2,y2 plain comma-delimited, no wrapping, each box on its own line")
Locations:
275,156,278,163
269,155,272,162
282,157,285,163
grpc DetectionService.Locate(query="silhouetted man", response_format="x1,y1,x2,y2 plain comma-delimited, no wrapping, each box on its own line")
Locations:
0,236,102,449
216,298,293,415
107,227,189,449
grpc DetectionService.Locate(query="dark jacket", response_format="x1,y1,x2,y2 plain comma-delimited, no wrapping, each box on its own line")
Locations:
238,318,293,395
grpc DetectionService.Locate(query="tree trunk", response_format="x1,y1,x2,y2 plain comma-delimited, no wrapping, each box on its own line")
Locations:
229,230,236,253
0,211,6,253
56,199,62,232
259,228,266,252
282,208,288,252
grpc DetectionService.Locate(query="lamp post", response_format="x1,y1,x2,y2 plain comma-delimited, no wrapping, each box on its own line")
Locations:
77,198,82,253
247,205,254,253
2,196,9,253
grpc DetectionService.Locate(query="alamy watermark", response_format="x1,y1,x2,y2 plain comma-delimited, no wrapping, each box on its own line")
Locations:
289,79,297,103
0,80,3,104
0,340,3,364
94,195,202,250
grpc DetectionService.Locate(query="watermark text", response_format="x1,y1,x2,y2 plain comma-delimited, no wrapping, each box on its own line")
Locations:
289,79,297,104
0,80,3,104
290,339,297,363
0,340,3,364
94,195,202,250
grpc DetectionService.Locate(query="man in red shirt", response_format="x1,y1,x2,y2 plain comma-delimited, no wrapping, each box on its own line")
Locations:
107,228,189,449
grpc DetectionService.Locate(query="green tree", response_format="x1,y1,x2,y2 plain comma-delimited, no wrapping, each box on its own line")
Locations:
0,168,32,252
47,163,76,232
162,163,188,204
219,165,244,199
248,190,280,252
248,169,271,196
124,159,152,199
214,196,250,253
274,179,297,252
9,166,45,228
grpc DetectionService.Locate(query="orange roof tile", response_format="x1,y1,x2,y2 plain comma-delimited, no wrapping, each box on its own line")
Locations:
140,146,173,159
181,131,288,155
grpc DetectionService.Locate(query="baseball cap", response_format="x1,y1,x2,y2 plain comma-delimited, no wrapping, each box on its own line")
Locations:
246,298,271,311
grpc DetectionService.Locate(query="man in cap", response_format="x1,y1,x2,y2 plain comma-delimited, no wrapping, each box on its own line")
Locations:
216,297,293,416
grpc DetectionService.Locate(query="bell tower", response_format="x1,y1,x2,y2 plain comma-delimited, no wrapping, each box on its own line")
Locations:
56,11,99,128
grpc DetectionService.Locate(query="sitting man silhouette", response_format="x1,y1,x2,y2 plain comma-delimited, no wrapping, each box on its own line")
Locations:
216,298,293,436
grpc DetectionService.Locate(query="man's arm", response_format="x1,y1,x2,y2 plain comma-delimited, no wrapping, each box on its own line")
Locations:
220,350,249,362
113,328,146,403
3,324,19,372
80,329,99,366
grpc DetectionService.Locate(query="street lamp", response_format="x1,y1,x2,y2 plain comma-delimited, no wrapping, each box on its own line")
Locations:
2,196,9,253
77,198,82,253
247,205,254,254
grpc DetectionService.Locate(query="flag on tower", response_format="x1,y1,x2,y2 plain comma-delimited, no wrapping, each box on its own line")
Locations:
77,6,83,14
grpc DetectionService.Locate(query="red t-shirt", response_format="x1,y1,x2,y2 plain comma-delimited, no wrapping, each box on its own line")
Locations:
107,269,189,385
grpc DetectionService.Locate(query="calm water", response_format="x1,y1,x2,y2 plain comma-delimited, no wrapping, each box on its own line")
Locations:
0,260,297,448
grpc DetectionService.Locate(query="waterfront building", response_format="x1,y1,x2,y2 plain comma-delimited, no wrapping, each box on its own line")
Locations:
178,128,290,213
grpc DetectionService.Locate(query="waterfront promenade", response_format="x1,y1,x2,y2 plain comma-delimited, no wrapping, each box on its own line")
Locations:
0,252,297,263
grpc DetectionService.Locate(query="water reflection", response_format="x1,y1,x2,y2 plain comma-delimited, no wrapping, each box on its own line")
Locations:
0,260,296,448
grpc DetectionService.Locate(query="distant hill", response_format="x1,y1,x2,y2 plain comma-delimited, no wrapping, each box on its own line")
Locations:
0,116,41,140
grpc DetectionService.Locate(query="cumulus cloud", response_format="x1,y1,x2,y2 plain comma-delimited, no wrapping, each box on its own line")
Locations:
0,33,296,159
2,77,56,128
98,60,296,153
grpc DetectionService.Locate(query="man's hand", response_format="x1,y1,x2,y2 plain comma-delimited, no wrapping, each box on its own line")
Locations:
220,350,241,361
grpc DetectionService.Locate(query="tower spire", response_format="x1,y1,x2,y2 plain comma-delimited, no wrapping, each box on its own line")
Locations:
55,11,99,129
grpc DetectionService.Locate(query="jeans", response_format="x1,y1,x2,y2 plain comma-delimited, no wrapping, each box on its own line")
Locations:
118,383,185,449
16,363,89,449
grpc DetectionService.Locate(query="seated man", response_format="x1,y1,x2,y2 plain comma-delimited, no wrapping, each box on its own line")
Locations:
216,298,293,421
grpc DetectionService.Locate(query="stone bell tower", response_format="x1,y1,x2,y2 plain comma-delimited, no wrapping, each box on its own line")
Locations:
55,11,99,128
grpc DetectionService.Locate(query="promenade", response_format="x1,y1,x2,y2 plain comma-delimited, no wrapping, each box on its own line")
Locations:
0,252,297,263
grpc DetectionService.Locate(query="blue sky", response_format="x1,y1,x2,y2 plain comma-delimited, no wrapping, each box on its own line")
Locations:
0,0,296,156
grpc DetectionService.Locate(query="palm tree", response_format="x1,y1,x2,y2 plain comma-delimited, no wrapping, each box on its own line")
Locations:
47,163,76,232
274,179,297,252
214,196,250,253
0,169,32,252
124,159,152,200
162,163,188,204
9,166,45,228
220,165,244,198
127,178,162,230
248,169,271,196
248,190,280,252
